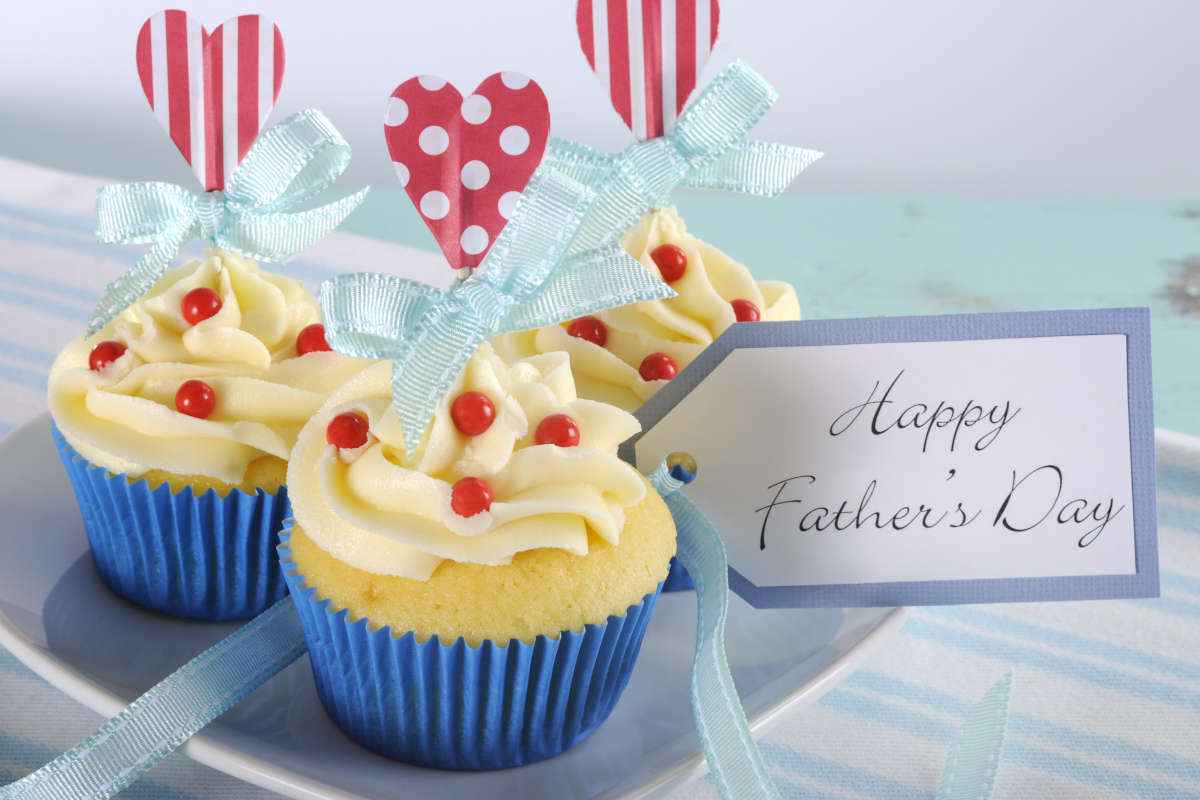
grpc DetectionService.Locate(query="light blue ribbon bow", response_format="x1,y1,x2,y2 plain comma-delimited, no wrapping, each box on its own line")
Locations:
320,165,675,457
546,59,823,258
0,459,1013,800
89,108,369,334
649,461,1013,800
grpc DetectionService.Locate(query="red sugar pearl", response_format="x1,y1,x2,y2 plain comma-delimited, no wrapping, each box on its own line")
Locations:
88,340,127,372
567,315,608,347
451,476,493,517
535,413,581,448
639,352,678,382
450,391,496,436
730,299,761,322
175,379,216,419
650,243,688,283
326,412,370,449
296,323,331,355
181,287,222,325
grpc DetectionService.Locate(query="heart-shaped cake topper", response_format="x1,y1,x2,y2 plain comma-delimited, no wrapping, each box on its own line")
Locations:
135,10,284,192
384,73,550,270
576,0,720,141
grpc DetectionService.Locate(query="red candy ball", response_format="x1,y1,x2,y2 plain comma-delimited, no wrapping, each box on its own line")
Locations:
535,413,581,448
181,287,222,325
650,243,688,283
567,315,608,347
451,476,493,517
451,391,496,436
296,323,331,355
326,412,370,449
175,379,216,419
88,340,127,372
639,352,678,382
731,299,761,322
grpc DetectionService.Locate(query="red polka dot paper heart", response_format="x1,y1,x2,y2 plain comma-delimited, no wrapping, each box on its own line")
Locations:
384,73,550,270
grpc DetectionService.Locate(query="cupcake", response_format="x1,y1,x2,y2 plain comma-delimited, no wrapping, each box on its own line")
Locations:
49,250,367,619
494,207,801,411
494,207,797,591
280,343,675,768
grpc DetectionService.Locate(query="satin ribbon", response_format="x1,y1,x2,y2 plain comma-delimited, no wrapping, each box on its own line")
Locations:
648,460,1013,800
89,108,369,335
320,165,675,457
0,467,1013,800
545,60,823,258
0,599,305,800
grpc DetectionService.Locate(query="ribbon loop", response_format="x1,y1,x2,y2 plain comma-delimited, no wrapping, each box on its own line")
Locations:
670,59,778,167
88,109,368,335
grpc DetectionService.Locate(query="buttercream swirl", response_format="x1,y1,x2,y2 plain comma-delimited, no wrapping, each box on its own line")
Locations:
48,250,366,484
493,207,800,410
287,344,647,580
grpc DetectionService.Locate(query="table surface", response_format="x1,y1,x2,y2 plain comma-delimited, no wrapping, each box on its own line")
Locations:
1,157,1198,799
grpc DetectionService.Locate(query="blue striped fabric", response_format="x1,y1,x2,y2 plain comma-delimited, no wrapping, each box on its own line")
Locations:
1,157,1197,799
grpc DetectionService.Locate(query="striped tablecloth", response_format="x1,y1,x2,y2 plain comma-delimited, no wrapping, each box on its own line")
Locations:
1,157,1198,799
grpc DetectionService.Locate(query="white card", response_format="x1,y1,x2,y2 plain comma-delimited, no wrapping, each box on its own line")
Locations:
626,309,1158,607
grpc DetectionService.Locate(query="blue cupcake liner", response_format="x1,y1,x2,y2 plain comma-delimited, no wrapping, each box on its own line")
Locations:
52,425,290,621
662,555,694,591
278,528,663,770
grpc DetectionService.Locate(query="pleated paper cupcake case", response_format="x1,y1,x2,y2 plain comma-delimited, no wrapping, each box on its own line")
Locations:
52,425,289,620
278,531,663,770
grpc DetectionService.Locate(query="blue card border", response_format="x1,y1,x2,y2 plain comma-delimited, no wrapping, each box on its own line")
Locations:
623,307,1159,607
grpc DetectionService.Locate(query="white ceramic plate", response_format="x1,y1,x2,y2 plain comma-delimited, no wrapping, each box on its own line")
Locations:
0,415,906,799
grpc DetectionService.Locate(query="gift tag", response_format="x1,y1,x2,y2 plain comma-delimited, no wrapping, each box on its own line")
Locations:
624,308,1159,607
135,11,285,191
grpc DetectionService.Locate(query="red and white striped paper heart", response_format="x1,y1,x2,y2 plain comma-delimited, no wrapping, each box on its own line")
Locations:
576,0,720,141
135,10,284,191
383,73,549,270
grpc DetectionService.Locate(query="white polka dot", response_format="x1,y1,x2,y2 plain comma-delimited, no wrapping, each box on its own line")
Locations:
384,97,409,126
420,191,450,220
418,75,446,91
500,71,530,90
392,161,410,187
498,191,522,219
460,94,491,125
460,160,490,190
499,126,530,155
460,225,489,255
419,125,449,155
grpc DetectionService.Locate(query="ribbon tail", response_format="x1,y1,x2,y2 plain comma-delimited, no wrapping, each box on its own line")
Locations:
389,318,485,457
0,599,305,800
684,141,824,197
936,673,1014,800
222,187,370,262
87,219,193,335
649,462,782,800
499,245,675,333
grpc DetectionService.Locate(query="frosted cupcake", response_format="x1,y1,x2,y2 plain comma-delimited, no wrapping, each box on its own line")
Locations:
49,250,366,619
280,343,675,768
494,207,801,411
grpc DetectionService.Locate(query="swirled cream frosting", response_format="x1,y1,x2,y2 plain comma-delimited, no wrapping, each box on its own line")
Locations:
287,344,648,580
48,250,367,485
493,207,800,410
